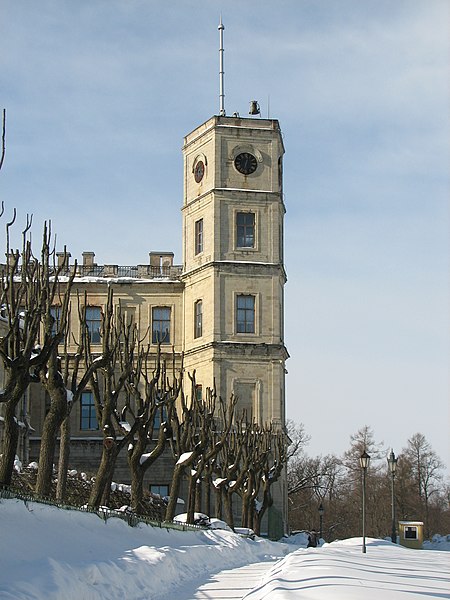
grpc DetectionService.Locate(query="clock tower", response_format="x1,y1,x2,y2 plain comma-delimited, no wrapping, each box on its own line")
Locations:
181,113,287,433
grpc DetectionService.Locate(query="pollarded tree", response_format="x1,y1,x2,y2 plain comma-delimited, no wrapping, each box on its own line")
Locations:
0,216,75,486
251,427,287,536
86,288,141,508
184,384,237,524
125,347,182,514
212,419,248,529
164,373,202,522
36,293,109,499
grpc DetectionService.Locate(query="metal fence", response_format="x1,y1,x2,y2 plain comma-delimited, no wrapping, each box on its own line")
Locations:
0,485,206,533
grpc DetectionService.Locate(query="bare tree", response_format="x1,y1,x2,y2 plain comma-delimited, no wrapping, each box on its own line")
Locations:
286,419,310,462
402,433,444,537
341,425,385,475
0,109,5,173
125,348,182,514
184,386,236,523
251,427,286,536
86,288,140,508
36,291,110,498
0,218,75,485
164,374,198,522
212,421,248,529
164,373,232,523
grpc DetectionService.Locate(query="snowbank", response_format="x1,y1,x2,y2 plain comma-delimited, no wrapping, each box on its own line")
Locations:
243,537,450,599
0,498,448,600
0,498,290,600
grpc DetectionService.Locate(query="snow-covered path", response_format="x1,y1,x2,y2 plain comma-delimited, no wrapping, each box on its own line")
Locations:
153,559,280,600
244,539,450,600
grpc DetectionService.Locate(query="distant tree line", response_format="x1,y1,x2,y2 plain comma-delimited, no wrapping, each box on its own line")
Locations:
287,422,449,540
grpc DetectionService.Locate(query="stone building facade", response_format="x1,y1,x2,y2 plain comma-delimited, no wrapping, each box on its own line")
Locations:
3,114,289,535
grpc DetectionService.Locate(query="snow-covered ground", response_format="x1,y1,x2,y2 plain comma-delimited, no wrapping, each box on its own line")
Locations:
0,498,448,600
245,537,450,599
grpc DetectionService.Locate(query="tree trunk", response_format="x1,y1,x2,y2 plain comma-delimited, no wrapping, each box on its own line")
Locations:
223,490,234,530
214,486,222,519
88,444,119,508
195,479,202,513
100,467,114,506
0,402,20,485
204,474,211,517
36,387,67,497
130,466,145,514
165,464,184,521
241,491,252,528
254,487,271,536
187,476,197,523
56,414,71,501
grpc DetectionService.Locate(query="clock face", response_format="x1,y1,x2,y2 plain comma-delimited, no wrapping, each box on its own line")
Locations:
194,160,205,183
234,152,257,175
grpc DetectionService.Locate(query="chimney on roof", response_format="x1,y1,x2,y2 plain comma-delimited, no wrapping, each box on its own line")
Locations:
56,252,71,268
82,252,95,267
149,252,174,268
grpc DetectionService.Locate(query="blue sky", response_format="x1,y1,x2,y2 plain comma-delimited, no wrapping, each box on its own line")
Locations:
1,0,448,468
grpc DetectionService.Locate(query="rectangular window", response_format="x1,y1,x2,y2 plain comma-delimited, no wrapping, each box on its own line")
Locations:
152,307,171,344
154,404,168,430
85,306,101,344
150,484,169,498
195,219,203,255
405,526,418,540
194,300,203,338
80,391,98,430
234,381,256,417
50,306,61,336
236,212,255,248
196,384,202,401
236,294,255,334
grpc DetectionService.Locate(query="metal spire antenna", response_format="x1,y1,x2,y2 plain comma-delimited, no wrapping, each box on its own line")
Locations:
218,16,225,116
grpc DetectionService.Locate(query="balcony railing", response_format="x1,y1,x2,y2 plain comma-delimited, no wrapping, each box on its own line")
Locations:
1,263,184,281
76,265,105,277
74,264,183,280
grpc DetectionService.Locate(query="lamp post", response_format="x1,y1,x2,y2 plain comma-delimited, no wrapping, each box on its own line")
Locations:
387,449,398,544
318,502,324,542
359,450,371,554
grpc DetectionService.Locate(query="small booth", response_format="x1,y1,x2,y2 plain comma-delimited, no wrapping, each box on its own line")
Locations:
398,521,424,549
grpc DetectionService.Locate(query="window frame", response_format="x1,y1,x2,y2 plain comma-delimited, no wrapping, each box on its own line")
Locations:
152,306,171,345
150,484,169,498
85,306,102,344
80,391,98,431
236,211,256,249
404,526,418,540
235,294,256,334
153,404,168,432
194,299,203,339
50,305,62,336
194,218,204,255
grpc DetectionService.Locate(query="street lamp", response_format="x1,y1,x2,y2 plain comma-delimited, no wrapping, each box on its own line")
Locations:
387,449,398,544
359,450,371,554
318,502,324,542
